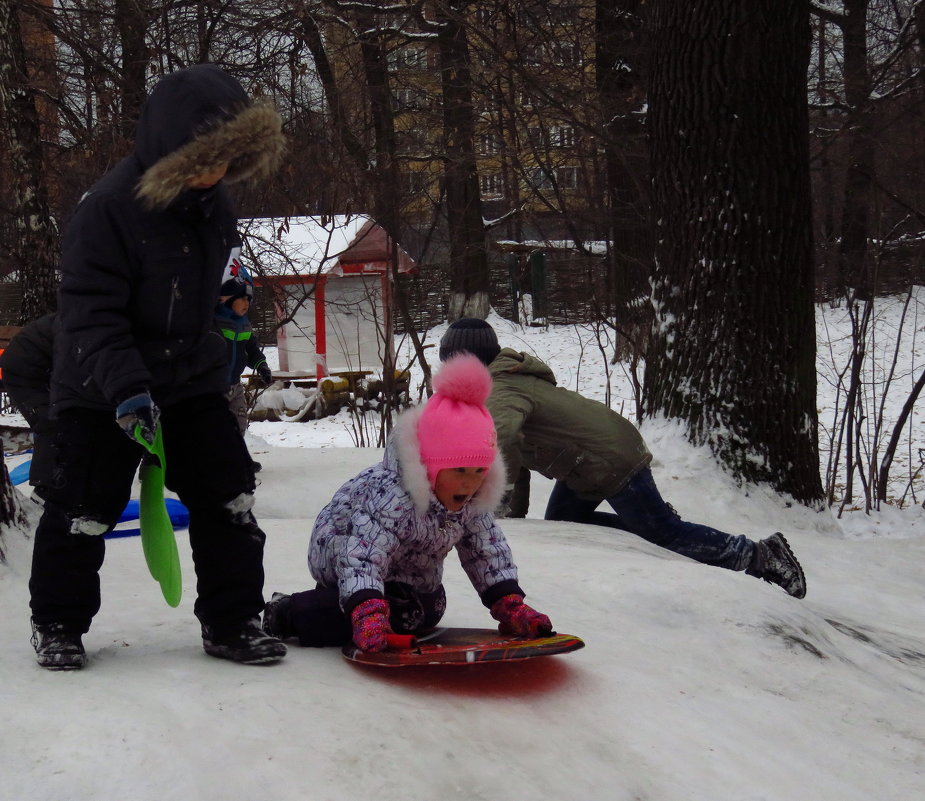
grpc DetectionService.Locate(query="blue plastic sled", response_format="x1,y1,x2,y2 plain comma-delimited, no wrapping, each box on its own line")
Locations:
9,459,31,486
9,456,189,538
109,498,190,539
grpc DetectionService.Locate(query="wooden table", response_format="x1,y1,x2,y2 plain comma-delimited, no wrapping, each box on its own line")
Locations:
244,371,317,391
328,370,374,392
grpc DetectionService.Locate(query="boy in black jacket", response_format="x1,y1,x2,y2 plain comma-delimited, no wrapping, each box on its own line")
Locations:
29,64,287,670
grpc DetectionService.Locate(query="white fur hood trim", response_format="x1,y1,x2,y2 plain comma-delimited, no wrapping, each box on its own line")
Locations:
389,404,508,516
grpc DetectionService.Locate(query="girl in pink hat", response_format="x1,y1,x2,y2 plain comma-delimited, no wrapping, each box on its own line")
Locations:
263,353,554,652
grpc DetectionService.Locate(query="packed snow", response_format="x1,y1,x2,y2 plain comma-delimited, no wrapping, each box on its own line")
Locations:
2,304,924,801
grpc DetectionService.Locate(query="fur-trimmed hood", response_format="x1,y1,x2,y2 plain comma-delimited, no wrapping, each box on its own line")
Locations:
134,64,285,210
387,403,508,516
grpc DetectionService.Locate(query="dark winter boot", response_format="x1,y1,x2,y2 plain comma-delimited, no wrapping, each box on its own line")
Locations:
746,533,807,599
202,618,287,664
32,621,88,670
262,592,293,640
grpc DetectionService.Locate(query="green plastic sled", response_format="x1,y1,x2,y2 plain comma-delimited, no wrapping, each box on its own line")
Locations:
134,425,182,607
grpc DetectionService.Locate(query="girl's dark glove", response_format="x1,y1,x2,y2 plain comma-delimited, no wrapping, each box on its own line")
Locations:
115,391,160,445
350,598,393,652
490,594,553,637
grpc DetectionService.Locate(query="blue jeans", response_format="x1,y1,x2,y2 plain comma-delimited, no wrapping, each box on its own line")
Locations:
544,468,754,571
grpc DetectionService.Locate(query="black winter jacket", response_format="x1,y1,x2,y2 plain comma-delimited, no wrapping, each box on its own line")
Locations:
0,313,56,489
51,64,284,413
0,313,55,429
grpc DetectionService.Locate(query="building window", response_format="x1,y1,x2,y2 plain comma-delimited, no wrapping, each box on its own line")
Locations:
552,43,580,67
522,42,581,68
528,167,555,190
553,126,576,148
392,86,429,111
523,44,544,66
480,173,504,198
395,129,423,155
478,133,500,155
388,45,429,71
526,126,547,149
556,166,578,189
404,171,429,197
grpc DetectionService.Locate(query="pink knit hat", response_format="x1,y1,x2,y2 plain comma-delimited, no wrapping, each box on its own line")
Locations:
417,353,498,487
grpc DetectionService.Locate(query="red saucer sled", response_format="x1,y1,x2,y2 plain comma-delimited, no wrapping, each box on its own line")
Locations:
341,627,585,667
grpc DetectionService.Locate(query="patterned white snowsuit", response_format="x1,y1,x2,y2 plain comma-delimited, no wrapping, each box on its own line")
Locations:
308,402,523,614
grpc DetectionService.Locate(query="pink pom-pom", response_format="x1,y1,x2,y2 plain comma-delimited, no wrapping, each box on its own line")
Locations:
432,353,492,404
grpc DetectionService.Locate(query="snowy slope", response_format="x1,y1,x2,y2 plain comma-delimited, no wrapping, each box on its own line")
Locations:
2,303,925,800
2,434,924,801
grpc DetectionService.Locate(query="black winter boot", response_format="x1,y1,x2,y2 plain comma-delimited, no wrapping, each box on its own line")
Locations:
746,533,807,599
262,592,293,640
202,618,287,664
32,621,88,670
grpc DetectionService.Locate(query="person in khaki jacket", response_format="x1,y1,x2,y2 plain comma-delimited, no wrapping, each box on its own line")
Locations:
439,318,807,599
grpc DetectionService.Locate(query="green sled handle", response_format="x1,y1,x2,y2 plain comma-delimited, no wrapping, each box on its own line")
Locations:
134,424,182,607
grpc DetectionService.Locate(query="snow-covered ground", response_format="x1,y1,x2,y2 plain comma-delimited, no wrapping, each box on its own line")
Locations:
2,302,924,801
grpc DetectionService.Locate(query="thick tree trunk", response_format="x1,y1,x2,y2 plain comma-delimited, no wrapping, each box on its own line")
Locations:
297,7,370,175
115,0,150,140
437,1,490,322
645,0,824,505
595,0,652,314
836,0,875,299
0,0,59,321
356,11,403,421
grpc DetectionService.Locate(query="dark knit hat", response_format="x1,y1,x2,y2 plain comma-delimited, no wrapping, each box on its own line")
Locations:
220,276,253,302
219,257,254,302
439,318,500,365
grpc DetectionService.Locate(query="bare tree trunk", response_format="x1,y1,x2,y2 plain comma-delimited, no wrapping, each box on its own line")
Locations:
837,0,876,300
0,0,59,321
645,0,823,505
115,0,150,139
437,0,490,321
878,365,925,504
917,0,925,81
595,0,651,315
295,4,370,174
355,9,404,434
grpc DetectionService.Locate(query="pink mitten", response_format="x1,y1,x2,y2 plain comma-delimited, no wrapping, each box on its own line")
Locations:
489,594,554,637
350,599,393,652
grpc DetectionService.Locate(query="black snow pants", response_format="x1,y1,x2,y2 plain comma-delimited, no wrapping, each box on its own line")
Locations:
289,582,447,647
29,393,266,634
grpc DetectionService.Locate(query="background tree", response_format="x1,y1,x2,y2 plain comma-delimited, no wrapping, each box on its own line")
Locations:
594,0,651,317
809,0,925,298
807,1,925,508
436,0,490,320
644,0,824,505
0,0,59,320
2,0,924,506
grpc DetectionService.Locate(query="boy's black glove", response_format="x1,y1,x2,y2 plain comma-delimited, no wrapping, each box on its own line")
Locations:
256,363,273,387
115,391,160,445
